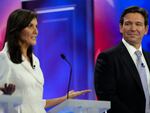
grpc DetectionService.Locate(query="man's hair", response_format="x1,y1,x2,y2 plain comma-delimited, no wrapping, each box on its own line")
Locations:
120,6,149,26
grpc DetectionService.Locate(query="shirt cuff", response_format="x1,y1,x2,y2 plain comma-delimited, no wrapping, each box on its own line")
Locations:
0,90,3,95
42,99,46,108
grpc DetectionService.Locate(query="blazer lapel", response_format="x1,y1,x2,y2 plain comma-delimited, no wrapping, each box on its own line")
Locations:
21,59,43,85
119,42,144,92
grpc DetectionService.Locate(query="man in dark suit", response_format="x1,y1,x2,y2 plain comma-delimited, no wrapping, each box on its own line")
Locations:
94,6,150,113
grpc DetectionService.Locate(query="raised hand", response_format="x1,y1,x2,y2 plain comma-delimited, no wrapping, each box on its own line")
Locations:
45,89,92,108
66,89,91,99
0,83,15,95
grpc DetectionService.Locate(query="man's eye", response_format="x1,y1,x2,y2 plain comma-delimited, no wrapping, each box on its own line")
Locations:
136,23,143,26
124,23,130,25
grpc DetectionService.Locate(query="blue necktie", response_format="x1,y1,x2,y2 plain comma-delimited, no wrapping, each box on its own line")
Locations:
135,50,150,113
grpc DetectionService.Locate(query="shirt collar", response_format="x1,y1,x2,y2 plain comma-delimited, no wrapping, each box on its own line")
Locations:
1,42,8,52
122,38,142,56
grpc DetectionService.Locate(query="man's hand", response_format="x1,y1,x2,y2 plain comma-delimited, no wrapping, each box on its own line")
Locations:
0,83,15,95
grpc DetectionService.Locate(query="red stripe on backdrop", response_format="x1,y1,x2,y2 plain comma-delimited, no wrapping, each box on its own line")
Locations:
94,0,120,62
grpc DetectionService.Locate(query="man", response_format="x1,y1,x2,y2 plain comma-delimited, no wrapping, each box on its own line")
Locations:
94,6,150,113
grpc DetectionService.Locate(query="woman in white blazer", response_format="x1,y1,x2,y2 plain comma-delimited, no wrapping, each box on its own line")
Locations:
0,9,90,113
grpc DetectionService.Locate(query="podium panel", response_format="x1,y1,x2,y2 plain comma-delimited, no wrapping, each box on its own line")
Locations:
48,99,110,113
0,95,22,113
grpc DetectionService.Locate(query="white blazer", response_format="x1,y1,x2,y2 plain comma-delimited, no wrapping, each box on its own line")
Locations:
0,43,46,113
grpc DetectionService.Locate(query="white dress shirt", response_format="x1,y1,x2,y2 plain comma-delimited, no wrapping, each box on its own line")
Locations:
122,38,150,94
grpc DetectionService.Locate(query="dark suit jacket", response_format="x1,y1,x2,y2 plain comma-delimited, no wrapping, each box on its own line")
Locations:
94,42,150,113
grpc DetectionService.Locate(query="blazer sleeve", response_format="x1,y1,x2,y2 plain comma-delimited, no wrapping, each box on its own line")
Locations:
94,52,134,113
0,53,12,87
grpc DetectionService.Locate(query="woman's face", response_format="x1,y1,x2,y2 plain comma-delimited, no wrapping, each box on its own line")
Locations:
20,18,38,47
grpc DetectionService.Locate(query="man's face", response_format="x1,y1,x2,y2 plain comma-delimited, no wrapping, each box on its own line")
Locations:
120,13,148,47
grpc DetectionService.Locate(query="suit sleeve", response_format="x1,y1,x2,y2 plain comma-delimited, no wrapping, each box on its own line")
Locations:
0,53,11,87
94,53,134,113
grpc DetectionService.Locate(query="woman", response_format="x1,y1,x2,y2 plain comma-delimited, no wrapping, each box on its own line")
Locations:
0,9,90,113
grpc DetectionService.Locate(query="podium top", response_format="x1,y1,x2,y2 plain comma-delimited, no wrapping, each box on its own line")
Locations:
48,99,110,113
0,95,22,106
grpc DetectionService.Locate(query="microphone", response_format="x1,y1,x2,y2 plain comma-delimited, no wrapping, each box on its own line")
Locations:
60,54,72,99
33,65,36,69
141,63,145,68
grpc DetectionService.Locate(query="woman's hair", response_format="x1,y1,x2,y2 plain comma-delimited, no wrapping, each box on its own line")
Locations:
5,9,37,68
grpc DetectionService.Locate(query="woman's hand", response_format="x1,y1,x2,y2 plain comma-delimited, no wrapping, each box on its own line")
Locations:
66,89,91,99
45,89,91,108
0,83,15,95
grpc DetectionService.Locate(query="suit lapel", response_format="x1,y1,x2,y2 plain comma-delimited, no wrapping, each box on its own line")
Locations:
21,59,43,85
119,42,144,92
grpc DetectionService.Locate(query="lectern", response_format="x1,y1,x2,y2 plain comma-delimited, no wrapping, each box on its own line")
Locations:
48,99,110,113
0,95,22,113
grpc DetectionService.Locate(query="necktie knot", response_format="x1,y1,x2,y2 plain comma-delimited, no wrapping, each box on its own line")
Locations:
135,50,142,59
